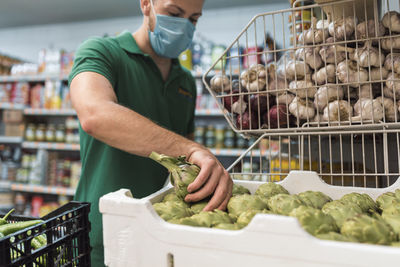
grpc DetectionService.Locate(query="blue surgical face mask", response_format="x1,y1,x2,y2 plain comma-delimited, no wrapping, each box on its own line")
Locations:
148,0,196,58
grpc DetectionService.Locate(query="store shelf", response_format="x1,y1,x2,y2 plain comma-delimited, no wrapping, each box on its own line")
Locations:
0,102,25,110
195,109,223,116
0,181,11,190
0,136,23,144
24,108,76,116
22,142,80,151
0,74,68,82
11,183,75,196
210,148,262,157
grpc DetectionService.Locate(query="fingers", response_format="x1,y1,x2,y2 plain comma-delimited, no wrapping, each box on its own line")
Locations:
217,178,233,211
204,170,232,211
185,166,221,203
186,158,213,193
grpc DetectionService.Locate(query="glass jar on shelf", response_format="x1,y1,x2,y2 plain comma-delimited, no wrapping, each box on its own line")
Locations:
214,125,225,149
45,124,56,142
66,129,74,144
55,125,66,142
204,125,215,148
194,126,205,145
35,124,46,142
25,124,36,142
223,128,235,149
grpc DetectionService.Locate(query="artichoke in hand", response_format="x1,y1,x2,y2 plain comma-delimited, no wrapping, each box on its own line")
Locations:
150,152,200,199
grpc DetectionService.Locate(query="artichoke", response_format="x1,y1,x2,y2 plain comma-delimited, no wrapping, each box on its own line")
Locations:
227,194,268,218
267,194,305,215
190,210,232,228
322,200,363,228
297,191,332,209
382,213,400,239
237,209,271,228
255,182,289,199
382,205,400,217
395,189,400,200
391,242,400,247
150,152,200,199
213,223,241,230
340,192,378,213
153,201,193,221
290,206,338,236
376,192,400,210
316,232,357,242
190,201,208,214
341,214,396,245
232,184,251,196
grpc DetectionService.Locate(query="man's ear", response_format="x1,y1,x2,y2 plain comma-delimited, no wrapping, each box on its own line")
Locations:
140,0,152,16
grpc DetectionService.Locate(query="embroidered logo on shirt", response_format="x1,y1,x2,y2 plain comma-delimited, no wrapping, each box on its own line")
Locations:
178,87,194,102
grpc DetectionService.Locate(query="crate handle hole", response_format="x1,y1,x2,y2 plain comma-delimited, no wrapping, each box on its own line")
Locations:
167,253,174,267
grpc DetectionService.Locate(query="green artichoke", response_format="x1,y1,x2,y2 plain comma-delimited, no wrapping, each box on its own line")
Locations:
289,206,338,236
376,192,400,210
322,200,363,228
255,182,289,199
236,209,271,228
150,152,200,199
340,193,378,213
213,223,240,230
153,201,193,221
341,214,396,245
316,232,357,242
297,191,332,209
395,189,400,200
382,213,400,239
227,194,268,218
391,242,400,247
232,184,251,196
189,210,232,228
382,205,400,217
190,201,208,214
267,194,305,215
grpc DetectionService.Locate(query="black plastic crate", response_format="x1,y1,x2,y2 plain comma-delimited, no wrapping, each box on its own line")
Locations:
0,201,91,267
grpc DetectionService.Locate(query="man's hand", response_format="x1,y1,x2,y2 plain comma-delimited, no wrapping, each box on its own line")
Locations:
185,148,233,211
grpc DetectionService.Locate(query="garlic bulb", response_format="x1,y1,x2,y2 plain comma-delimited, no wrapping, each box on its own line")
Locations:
210,74,231,92
386,72,400,94
289,80,317,99
314,84,345,111
295,47,323,70
383,85,400,99
381,36,400,51
356,19,386,40
312,64,336,85
353,98,384,122
298,28,328,44
311,113,327,123
384,53,400,74
240,64,266,92
319,37,354,63
285,60,311,81
351,42,384,67
369,67,388,81
276,92,295,106
329,17,357,41
375,97,398,122
336,60,369,87
382,11,400,32
231,100,247,115
289,97,315,120
322,100,353,122
316,20,330,30
358,84,375,99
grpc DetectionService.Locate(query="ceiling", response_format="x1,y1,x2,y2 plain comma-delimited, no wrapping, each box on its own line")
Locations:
0,0,272,29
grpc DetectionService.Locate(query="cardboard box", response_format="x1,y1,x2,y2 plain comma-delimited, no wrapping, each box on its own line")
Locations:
2,110,24,123
5,123,25,137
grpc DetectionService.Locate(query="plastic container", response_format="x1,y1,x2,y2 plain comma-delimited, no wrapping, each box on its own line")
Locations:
100,171,400,267
0,201,91,267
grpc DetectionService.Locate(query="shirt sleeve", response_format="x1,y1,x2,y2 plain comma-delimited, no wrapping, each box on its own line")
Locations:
68,37,117,87
186,76,197,135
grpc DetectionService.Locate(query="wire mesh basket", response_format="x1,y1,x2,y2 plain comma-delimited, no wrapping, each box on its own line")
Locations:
203,0,400,187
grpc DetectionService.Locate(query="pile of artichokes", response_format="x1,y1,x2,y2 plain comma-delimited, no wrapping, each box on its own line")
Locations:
150,152,400,246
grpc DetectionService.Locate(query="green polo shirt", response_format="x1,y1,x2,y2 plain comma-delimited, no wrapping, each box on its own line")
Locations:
68,31,196,267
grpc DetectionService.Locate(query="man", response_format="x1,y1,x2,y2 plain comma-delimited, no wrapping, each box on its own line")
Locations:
69,0,233,265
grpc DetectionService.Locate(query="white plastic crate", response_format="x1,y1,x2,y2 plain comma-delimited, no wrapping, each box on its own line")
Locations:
99,171,400,267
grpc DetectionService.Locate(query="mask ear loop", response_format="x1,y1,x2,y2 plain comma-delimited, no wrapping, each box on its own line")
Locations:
149,0,157,25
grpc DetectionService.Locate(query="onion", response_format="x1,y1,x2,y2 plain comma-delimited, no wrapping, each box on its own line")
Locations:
236,111,258,130
268,105,290,128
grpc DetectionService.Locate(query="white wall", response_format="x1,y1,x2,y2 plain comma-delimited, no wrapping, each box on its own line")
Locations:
0,2,289,63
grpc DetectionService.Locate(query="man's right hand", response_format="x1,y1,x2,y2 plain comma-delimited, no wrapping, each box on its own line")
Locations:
184,147,233,211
